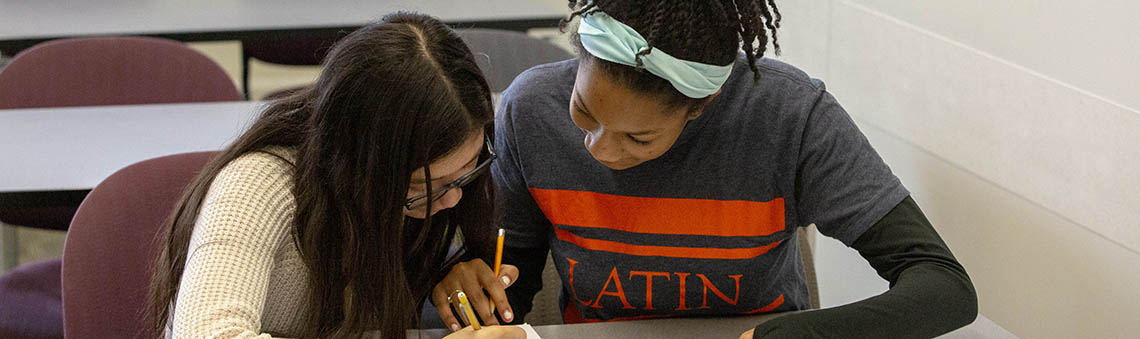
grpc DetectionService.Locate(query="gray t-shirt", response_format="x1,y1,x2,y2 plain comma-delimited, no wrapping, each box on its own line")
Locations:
493,56,908,322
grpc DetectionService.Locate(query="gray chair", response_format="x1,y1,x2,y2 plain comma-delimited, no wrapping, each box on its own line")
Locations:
456,29,573,93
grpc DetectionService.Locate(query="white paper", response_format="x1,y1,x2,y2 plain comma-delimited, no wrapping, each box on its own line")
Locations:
518,323,542,339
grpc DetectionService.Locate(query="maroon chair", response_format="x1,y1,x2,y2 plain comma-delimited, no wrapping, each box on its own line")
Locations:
240,32,341,98
61,151,217,339
0,259,63,339
0,36,241,109
0,37,237,339
0,36,239,231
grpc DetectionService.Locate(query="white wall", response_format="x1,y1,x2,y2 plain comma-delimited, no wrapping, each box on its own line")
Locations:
777,1,1140,338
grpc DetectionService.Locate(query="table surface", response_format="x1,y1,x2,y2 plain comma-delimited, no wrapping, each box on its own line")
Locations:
0,101,264,192
406,313,1017,339
0,0,567,42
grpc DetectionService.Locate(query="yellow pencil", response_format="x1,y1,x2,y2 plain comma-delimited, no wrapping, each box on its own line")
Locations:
493,228,505,277
490,228,505,314
456,291,481,330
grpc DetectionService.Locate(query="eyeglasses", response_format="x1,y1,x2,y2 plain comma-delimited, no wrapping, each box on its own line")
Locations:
404,136,496,210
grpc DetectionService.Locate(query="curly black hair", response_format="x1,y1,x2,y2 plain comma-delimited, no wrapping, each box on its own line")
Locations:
563,0,781,111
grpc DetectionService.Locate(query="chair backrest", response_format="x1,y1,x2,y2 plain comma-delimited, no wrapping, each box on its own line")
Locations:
0,36,241,109
241,33,337,67
240,32,342,98
61,151,218,339
0,37,239,231
456,29,573,93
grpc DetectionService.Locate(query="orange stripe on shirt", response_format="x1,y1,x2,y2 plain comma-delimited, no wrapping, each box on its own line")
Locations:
555,229,784,260
530,188,786,237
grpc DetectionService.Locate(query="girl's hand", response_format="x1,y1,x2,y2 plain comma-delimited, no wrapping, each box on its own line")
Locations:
442,325,526,339
432,259,519,331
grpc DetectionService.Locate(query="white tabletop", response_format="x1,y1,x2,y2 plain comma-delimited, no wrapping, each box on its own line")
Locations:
0,101,264,192
0,0,567,42
406,313,1018,338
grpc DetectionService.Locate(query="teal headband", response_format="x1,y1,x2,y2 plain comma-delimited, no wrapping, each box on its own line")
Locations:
578,11,732,99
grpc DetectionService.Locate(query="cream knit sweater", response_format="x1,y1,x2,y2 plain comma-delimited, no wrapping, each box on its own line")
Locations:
170,148,311,338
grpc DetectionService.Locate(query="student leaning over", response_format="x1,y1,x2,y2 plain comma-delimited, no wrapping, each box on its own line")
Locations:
435,1,978,338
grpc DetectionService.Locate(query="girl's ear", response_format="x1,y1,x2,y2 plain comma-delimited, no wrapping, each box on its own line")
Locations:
686,88,723,121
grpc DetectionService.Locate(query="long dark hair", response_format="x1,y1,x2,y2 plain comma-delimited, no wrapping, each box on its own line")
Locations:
148,12,497,338
563,0,782,111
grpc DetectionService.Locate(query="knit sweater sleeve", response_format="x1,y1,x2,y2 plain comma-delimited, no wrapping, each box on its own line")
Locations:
170,152,298,339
